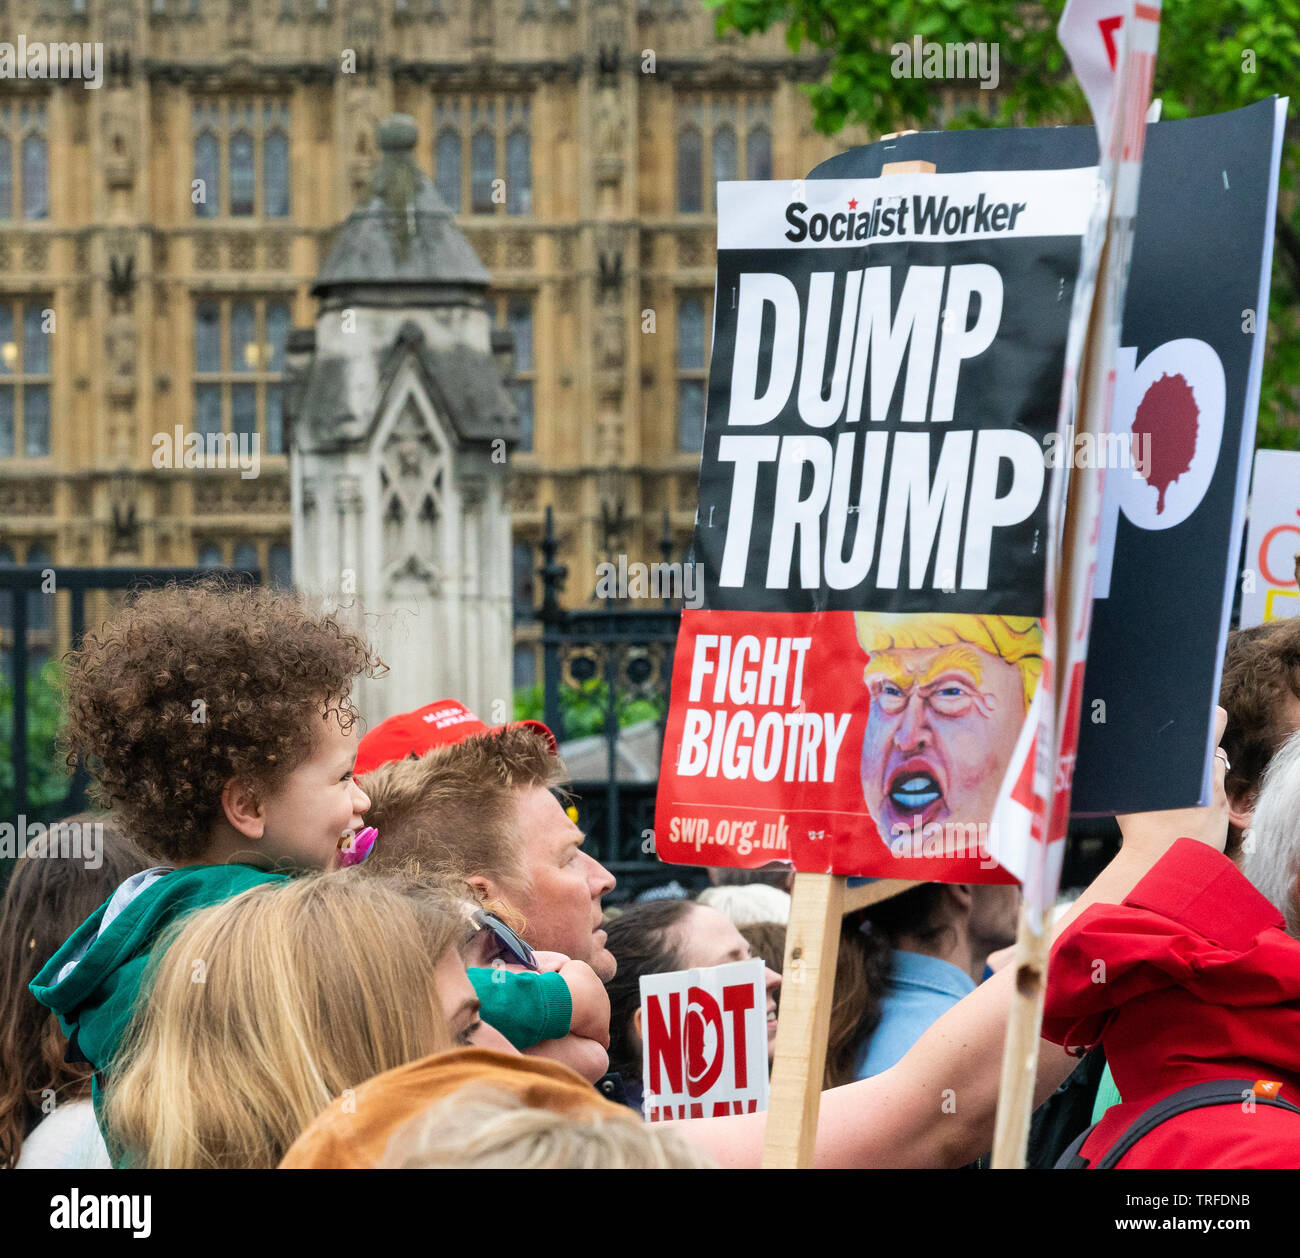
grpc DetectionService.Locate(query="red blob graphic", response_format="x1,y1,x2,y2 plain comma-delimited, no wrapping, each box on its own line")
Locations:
686,1007,711,1083
1132,371,1199,514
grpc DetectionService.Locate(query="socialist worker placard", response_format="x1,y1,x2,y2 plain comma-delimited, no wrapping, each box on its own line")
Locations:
802,100,1288,819
654,168,1095,880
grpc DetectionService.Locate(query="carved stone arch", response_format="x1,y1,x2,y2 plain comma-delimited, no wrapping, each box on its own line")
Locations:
371,356,455,598
385,548,442,595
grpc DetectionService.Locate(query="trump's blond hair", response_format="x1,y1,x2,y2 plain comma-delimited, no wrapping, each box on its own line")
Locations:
855,612,1043,711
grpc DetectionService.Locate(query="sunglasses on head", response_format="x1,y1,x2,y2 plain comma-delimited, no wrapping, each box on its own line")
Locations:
468,908,538,971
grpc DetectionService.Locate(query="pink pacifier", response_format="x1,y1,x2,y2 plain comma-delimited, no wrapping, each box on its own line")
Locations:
337,826,378,868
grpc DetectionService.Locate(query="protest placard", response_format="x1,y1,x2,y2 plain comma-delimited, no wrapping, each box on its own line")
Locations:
653,165,1096,886
1076,96,1285,814
806,97,1288,819
711,0,1164,1171
639,958,770,1122
1240,449,1300,628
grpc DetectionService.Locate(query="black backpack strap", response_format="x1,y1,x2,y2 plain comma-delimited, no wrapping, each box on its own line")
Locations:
1028,1045,1110,1168
1054,1123,1097,1169
1056,1078,1300,1169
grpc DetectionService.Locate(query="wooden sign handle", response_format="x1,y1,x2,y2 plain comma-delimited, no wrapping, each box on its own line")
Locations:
989,899,1051,1165
761,872,846,1168
759,156,937,1170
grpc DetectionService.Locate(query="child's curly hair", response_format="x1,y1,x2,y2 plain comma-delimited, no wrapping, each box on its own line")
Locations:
62,578,384,862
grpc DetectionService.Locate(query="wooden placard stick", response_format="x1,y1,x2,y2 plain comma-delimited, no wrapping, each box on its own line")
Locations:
761,872,846,1168
988,896,1053,1165
759,156,936,1170
761,875,921,1169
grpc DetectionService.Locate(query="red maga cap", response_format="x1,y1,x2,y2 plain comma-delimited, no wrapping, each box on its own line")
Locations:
354,699,558,777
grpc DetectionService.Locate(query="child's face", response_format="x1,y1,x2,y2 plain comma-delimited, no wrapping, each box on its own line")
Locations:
257,708,370,871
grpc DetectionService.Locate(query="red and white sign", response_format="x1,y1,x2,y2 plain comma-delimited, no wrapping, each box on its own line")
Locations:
1058,0,1162,174
640,959,770,1122
1058,0,1128,150
1030,0,1161,915
1241,449,1300,628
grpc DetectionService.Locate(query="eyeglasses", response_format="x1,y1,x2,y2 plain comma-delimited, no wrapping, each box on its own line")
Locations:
468,908,538,971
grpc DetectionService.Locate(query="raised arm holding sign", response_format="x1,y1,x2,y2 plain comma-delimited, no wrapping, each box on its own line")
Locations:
663,755,1229,1166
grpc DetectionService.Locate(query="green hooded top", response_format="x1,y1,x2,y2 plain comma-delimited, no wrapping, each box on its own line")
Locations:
29,862,577,1091
29,863,288,1115
29,861,576,1166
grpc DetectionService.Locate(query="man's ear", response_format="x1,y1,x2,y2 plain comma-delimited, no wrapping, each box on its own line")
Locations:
948,884,973,914
1227,789,1254,836
466,874,500,905
632,1005,643,1043
221,778,264,840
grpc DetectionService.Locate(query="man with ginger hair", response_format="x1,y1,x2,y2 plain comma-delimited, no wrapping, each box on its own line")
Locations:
855,612,1043,851
356,701,617,981
356,700,618,1086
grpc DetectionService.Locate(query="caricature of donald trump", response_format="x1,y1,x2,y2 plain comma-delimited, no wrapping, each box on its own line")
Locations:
855,612,1043,848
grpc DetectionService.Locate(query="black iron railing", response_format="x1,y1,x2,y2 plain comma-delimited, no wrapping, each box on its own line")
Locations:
534,507,706,901
0,566,258,823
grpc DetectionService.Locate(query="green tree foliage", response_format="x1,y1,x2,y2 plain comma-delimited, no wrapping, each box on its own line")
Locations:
706,0,1300,443
514,680,665,741
0,659,72,819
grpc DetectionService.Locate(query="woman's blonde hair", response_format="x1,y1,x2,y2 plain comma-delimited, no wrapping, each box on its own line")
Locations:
380,1085,718,1170
104,872,465,1168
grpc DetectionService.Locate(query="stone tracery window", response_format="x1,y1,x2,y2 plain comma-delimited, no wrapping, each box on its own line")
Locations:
676,122,702,214
434,94,532,217
676,291,710,453
0,297,53,459
194,539,293,589
192,296,292,454
745,109,772,181
676,94,772,214
435,124,463,211
471,121,495,213
0,102,48,221
192,99,291,219
494,294,535,452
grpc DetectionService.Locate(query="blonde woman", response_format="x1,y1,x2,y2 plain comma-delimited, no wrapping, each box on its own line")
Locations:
103,872,477,1169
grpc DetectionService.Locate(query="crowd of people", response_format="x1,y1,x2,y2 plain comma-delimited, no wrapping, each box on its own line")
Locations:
3,579,1300,1169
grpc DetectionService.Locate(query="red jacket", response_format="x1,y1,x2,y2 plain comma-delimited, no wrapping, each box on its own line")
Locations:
1042,837,1300,1168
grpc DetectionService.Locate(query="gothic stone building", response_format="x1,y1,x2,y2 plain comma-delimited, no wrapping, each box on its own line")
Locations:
0,0,894,685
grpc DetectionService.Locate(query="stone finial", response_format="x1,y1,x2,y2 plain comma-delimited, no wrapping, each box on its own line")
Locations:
312,113,490,298
377,114,419,153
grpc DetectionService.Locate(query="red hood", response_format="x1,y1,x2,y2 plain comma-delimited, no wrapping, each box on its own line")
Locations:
1043,838,1300,1106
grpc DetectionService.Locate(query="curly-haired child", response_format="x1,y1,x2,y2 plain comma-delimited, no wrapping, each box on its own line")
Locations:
29,577,383,1131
